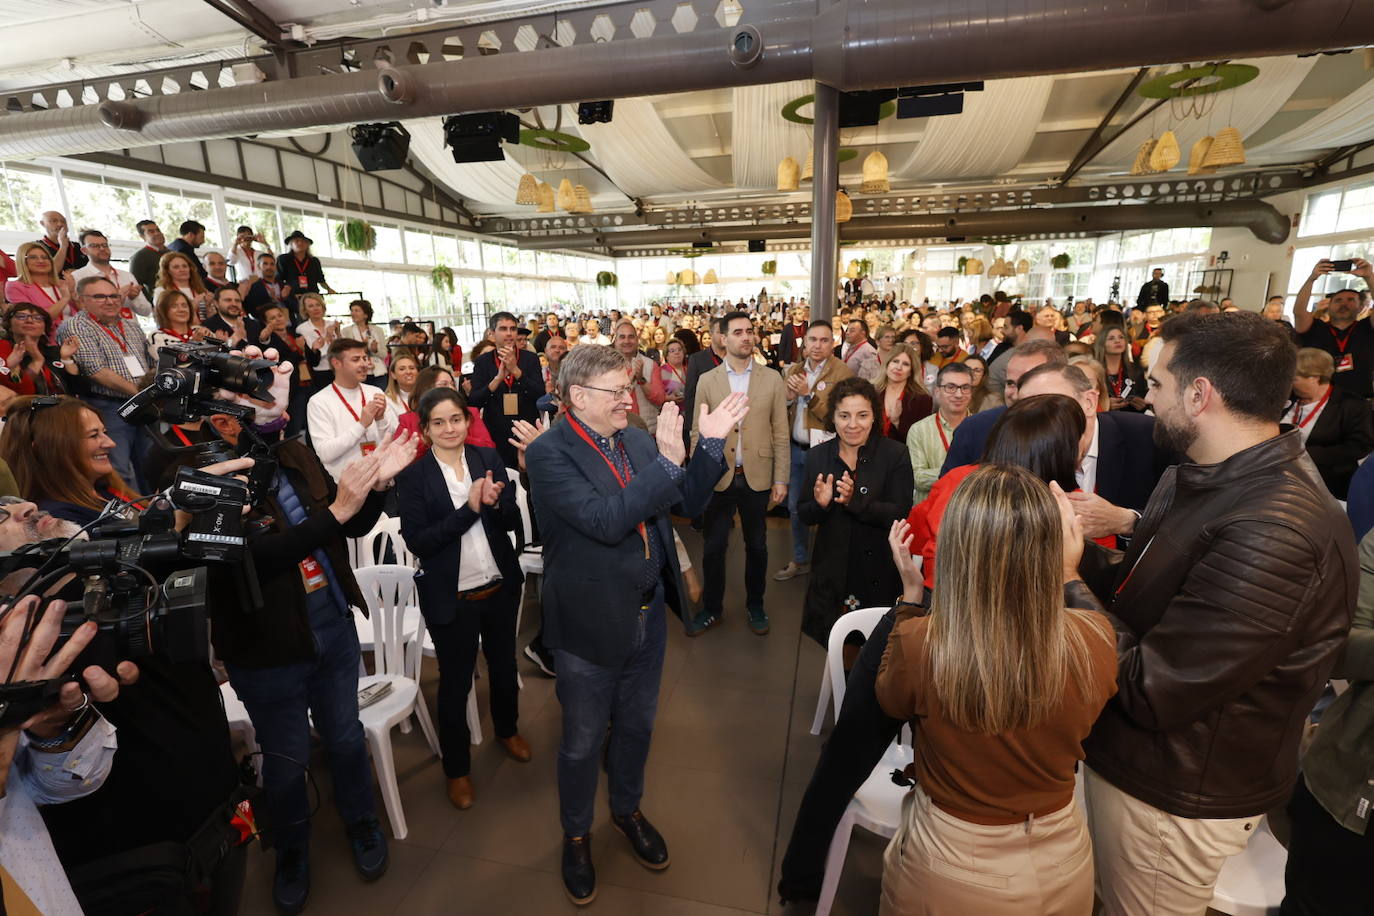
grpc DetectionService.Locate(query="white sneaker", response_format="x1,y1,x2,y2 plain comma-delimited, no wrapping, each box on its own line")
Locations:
773,562,810,581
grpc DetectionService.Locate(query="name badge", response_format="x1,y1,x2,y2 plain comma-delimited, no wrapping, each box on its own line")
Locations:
360,441,377,456
298,275,308,289
300,556,328,593
122,354,144,378
119,307,134,320
503,392,520,415
1336,353,1354,372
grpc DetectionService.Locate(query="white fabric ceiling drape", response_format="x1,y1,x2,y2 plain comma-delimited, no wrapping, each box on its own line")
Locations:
1253,75,1374,154
892,77,1053,182
731,79,814,190
566,98,724,197
1094,56,1317,168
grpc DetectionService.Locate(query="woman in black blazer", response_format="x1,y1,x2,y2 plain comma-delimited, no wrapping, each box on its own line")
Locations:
396,388,529,810
1287,348,1374,500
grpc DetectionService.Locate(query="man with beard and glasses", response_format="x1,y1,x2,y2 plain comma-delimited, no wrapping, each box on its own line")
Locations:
1074,311,1357,915
1293,258,1374,400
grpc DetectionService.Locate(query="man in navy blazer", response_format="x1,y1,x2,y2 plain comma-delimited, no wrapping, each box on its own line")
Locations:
526,344,746,906
467,310,545,468
941,338,1067,474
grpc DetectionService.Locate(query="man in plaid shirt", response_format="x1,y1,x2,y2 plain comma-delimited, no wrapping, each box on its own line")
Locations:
57,276,155,491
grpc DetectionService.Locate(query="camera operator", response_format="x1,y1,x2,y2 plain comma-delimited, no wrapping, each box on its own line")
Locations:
197,403,417,913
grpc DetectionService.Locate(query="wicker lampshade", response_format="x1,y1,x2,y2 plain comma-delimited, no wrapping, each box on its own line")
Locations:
1015,258,1030,274
1149,130,1181,172
777,156,800,191
860,151,890,194
678,268,697,286
964,257,984,276
1187,136,1217,175
704,269,718,284
835,189,853,223
515,172,539,205
844,259,860,280
666,270,678,285
801,148,813,181
556,178,576,211
1130,138,1158,176
570,184,593,213
1201,127,1246,169
536,181,555,212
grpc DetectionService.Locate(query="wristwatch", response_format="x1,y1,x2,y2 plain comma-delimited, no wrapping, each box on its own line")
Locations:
25,693,93,751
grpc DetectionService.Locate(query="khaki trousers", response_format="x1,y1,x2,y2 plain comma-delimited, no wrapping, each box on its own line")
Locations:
1084,767,1258,916
879,785,1094,916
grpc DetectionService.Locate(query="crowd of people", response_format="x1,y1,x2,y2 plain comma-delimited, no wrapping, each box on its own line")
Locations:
0,206,1370,916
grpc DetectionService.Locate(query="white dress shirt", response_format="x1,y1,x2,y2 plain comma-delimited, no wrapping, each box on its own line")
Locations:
1282,393,1331,444
1076,419,1101,494
70,263,152,318
438,458,503,590
224,241,272,284
305,381,398,481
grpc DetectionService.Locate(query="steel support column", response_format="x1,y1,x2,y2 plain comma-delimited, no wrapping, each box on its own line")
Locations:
810,83,839,321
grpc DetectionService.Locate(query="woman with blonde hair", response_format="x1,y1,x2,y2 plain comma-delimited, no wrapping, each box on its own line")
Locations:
385,348,420,414
5,242,75,333
154,250,211,321
874,342,932,443
876,464,1117,915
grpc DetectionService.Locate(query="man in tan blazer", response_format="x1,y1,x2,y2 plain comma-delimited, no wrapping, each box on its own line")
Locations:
776,320,854,581
689,311,790,637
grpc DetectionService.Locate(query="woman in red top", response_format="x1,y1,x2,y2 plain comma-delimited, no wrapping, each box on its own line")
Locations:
395,366,494,461
0,303,80,398
874,343,932,443
905,394,1099,591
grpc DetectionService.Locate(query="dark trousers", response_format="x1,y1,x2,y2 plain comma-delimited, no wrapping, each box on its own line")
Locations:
778,608,902,902
428,588,520,778
1280,775,1374,916
702,473,769,614
287,384,312,441
553,582,666,837
226,611,376,852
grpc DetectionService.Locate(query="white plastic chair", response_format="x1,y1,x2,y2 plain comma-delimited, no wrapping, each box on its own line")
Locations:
816,736,913,915
220,681,260,782
810,606,893,735
1209,816,1287,916
352,564,441,840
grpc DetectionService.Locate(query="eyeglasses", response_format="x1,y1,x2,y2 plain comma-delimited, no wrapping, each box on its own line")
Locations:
575,383,635,401
10,311,44,322
23,253,49,261
83,294,122,302
937,383,974,394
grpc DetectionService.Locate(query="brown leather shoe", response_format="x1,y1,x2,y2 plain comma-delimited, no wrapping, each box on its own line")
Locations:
447,776,473,810
499,734,532,763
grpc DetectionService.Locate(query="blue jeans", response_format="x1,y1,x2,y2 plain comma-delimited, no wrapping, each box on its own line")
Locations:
226,611,376,852
788,442,811,564
89,396,152,494
553,582,666,837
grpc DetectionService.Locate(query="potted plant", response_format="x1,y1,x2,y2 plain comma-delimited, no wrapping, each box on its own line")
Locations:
1050,252,1072,270
761,259,777,276
856,257,874,278
957,255,969,275
335,218,377,254
595,271,618,288
430,264,454,294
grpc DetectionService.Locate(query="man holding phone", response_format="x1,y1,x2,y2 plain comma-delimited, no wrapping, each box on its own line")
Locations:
1294,257,1374,399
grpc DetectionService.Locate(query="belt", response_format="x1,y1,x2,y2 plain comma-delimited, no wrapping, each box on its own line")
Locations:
733,466,747,475
457,578,502,601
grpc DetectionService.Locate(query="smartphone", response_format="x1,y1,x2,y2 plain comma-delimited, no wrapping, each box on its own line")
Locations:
1330,259,1355,272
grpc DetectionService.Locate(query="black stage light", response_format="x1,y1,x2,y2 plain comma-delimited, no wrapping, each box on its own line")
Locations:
577,100,615,124
692,240,714,249
442,111,521,163
897,82,985,119
349,122,411,171
748,239,766,253
838,90,897,129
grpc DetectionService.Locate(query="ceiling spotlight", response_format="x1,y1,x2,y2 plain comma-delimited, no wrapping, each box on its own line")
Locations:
442,111,520,163
897,82,985,119
577,101,615,125
349,122,411,172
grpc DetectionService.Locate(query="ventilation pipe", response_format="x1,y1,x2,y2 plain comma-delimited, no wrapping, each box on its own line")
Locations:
0,0,1371,158
514,199,1292,249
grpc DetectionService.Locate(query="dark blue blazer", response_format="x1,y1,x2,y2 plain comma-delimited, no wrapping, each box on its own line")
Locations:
940,406,1169,513
395,446,523,627
526,416,724,667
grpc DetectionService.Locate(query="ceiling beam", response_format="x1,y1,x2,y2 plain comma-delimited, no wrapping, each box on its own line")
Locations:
1058,67,1150,184
198,0,287,49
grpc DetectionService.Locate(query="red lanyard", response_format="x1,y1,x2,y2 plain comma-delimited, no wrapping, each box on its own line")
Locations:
97,319,130,353
159,327,193,342
843,342,867,365
709,351,722,367
33,284,59,305
293,255,310,276
568,414,649,558
666,363,685,386
1109,370,1125,397
170,425,194,446
332,383,364,422
1328,322,1356,355
935,412,966,452
1293,387,1332,429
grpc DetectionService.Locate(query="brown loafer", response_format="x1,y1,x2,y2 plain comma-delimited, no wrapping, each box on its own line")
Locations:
499,734,532,763
447,776,473,810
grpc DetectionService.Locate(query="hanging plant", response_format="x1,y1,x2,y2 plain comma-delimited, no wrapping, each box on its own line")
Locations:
1050,252,1072,270
595,270,618,288
335,218,377,254
957,256,969,274
761,259,777,275
430,264,455,294
856,258,874,278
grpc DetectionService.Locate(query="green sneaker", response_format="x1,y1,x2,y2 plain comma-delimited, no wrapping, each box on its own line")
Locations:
746,606,770,636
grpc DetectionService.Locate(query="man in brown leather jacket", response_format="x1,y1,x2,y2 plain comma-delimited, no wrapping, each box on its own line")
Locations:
1078,311,1357,916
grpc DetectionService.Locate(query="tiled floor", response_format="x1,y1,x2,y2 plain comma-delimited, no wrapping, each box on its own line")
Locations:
239,520,883,915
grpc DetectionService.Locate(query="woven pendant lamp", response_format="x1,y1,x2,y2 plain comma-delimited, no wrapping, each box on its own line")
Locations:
1149,130,1181,172
777,156,800,191
536,182,555,212
1015,258,1030,274
844,259,860,280
1130,138,1158,176
704,268,718,284
572,184,594,213
1201,127,1246,168
964,257,984,276
1187,136,1217,175
556,178,576,211
802,148,813,181
678,268,697,286
515,173,539,205
860,151,890,193
666,270,678,285
835,189,853,223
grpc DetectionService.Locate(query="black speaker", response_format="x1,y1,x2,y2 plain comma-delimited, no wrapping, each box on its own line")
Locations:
350,123,411,172
692,241,714,249
748,239,766,252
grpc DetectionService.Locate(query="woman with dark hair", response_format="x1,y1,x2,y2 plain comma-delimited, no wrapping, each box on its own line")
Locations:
1093,326,1147,411
0,302,80,398
434,326,462,371
797,375,915,652
395,387,530,810
394,366,495,461
672,327,701,356
0,395,140,525
963,354,992,413
341,299,388,386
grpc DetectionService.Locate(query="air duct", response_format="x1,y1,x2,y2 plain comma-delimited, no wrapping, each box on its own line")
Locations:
514,199,1291,249
0,0,1370,158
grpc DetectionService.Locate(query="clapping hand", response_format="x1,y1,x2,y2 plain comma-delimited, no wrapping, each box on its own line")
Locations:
361,394,387,428
834,471,854,505
655,401,685,466
372,429,418,488
785,372,808,399
466,471,505,511
508,418,547,472
331,452,381,523
697,391,750,440
59,335,79,360
814,473,834,509
886,519,924,604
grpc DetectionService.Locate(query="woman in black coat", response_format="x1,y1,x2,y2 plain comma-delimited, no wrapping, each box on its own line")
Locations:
797,376,915,650
1287,348,1374,499
396,387,529,810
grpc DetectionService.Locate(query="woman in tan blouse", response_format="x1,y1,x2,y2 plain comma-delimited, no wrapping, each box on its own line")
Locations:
876,464,1117,915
